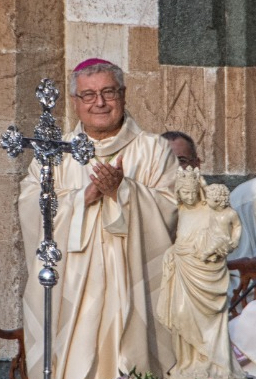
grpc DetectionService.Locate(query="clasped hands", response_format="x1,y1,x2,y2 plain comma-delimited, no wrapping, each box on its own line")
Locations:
85,155,123,206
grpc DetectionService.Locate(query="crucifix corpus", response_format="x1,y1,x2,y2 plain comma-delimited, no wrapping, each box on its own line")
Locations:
0,78,95,379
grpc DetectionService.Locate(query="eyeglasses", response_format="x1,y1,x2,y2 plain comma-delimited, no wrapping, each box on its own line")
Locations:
75,88,123,104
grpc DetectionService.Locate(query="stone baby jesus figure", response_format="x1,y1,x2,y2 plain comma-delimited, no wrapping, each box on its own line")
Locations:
157,166,246,379
196,183,242,263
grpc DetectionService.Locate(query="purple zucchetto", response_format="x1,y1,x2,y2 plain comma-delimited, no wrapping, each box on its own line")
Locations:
73,58,113,72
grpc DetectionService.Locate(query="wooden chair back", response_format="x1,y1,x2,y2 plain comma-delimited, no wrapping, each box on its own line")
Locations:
0,327,27,379
227,257,256,318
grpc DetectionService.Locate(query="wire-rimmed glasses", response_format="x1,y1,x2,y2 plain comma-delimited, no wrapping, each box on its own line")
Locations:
75,87,123,104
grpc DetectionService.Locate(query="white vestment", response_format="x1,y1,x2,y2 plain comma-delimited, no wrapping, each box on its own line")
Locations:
229,178,256,260
19,112,178,379
228,179,256,304
228,179,256,377
229,300,256,377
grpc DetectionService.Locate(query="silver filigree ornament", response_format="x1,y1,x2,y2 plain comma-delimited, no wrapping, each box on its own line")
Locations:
0,125,24,157
36,78,60,110
34,79,63,166
71,133,95,165
34,112,62,141
39,165,58,218
37,240,62,267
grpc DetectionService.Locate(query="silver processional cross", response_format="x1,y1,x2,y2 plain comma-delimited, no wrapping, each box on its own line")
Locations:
0,78,95,379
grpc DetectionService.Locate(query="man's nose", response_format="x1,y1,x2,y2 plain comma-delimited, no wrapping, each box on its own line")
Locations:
94,93,105,106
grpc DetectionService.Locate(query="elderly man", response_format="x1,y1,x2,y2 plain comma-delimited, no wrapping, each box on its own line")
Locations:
161,130,200,169
19,58,178,379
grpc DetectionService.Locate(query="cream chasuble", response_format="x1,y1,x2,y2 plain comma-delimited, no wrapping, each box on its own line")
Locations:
19,112,178,379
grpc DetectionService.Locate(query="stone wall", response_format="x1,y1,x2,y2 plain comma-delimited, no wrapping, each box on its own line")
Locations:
65,0,256,177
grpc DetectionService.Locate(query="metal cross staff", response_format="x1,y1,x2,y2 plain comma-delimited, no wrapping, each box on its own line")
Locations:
0,78,95,379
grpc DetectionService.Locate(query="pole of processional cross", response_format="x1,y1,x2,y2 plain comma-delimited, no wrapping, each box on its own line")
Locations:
0,78,95,379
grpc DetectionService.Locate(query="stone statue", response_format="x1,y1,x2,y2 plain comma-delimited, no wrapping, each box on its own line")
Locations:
157,166,245,379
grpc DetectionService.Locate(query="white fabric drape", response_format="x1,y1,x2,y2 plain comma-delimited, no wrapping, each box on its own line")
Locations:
230,178,256,260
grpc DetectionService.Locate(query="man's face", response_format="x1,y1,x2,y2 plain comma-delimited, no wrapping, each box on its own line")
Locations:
168,137,200,169
72,71,125,138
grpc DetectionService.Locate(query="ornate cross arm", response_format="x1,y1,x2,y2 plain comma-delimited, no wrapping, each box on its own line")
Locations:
1,123,95,165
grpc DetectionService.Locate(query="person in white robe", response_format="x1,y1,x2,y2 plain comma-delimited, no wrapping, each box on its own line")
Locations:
228,178,256,378
18,58,178,379
157,166,246,379
161,130,201,169
228,179,256,297
229,178,256,260
229,300,256,378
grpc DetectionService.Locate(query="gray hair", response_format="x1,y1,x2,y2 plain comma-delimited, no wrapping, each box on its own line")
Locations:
69,63,125,96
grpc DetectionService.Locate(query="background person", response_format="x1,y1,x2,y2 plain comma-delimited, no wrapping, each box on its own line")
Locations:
18,58,178,379
228,178,256,378
161,130,201,169
227,178,256,310
229,178,256,260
